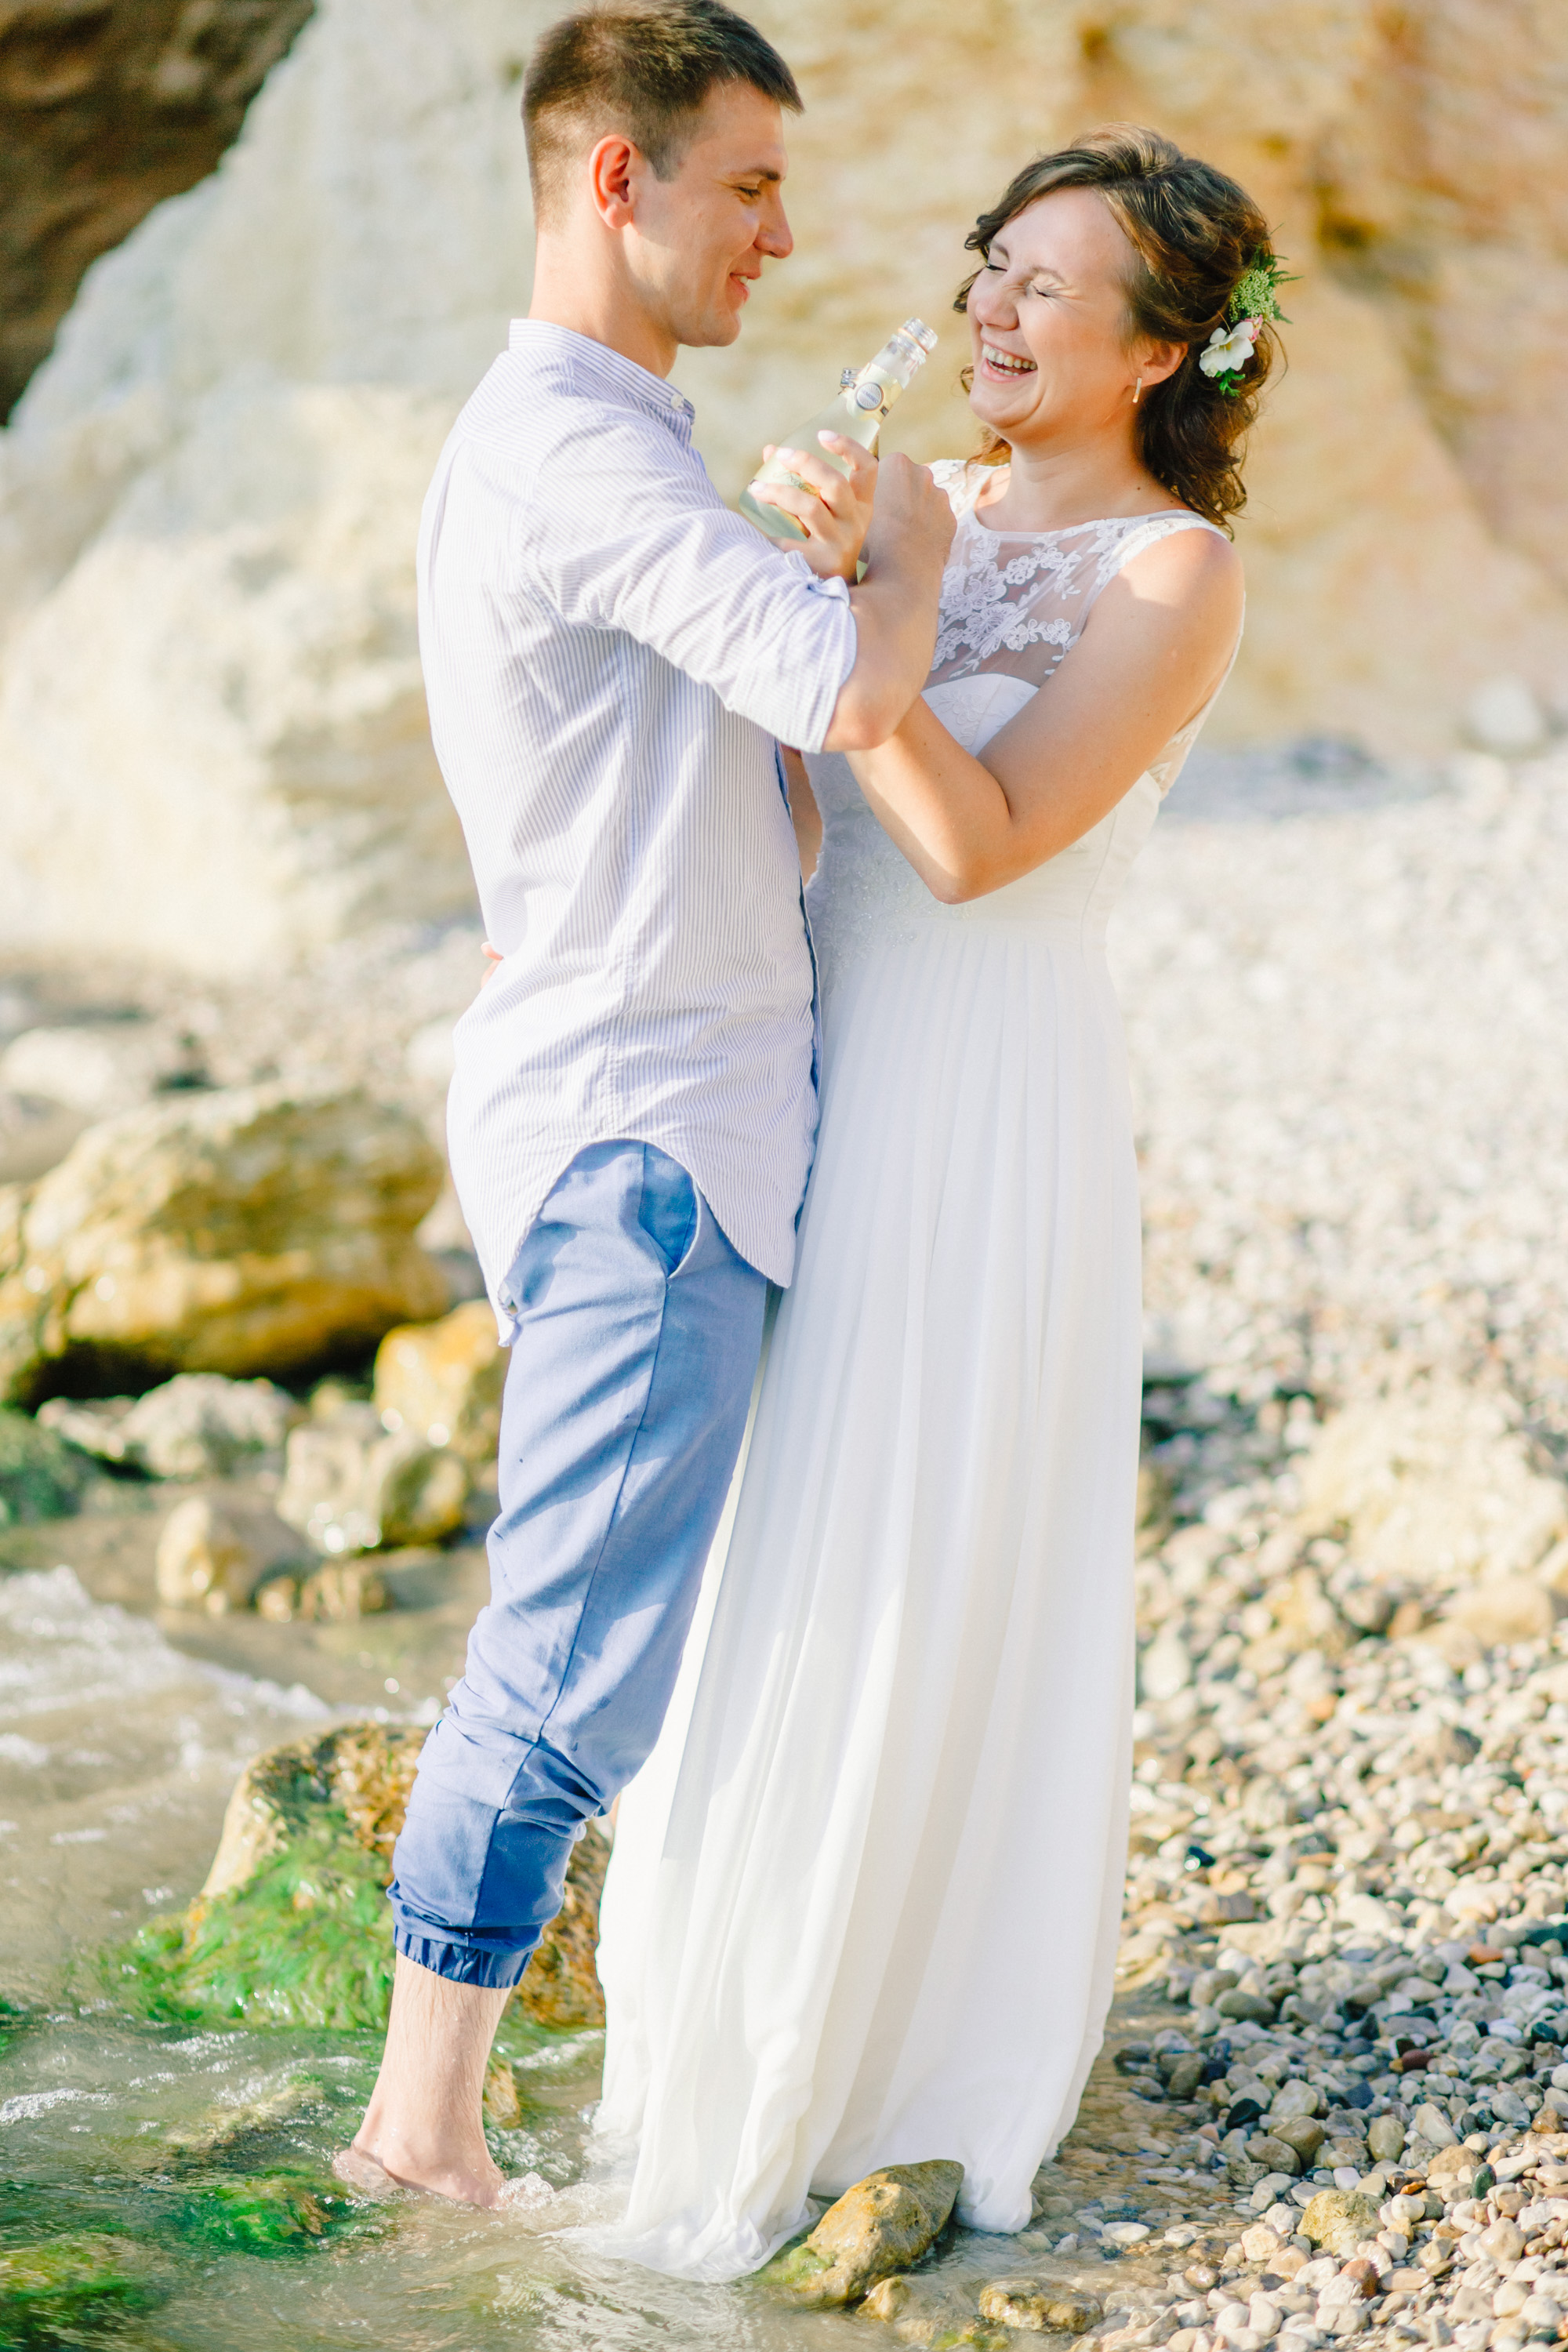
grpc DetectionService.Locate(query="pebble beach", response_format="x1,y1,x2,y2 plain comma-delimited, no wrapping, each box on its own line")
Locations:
4,734,1568,2347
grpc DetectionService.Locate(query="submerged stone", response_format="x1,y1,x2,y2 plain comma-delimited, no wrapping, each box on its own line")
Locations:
0,2234,163,2334
169,2169,375,2252
764,2159,964,2307
977,2278,1104,2332
865,2272,1010,2345
113,1721,609,2031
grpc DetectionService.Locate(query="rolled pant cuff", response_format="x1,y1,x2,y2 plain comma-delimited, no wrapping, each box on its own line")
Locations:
394,1929,535,1990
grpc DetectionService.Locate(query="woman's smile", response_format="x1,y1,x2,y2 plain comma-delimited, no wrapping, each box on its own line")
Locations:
978,340,1036,379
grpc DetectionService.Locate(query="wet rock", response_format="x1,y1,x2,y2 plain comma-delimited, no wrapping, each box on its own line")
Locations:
121,1722,609,2033
165,2074,326,2156
1367,2115,1407,2162
0,1083,448,1406
200,1721,424,1902
764,2160,964,2307
169,2169,372,2251
1249,2135,1301,2175
866,2274,1007,2345
482,2053,524,2129
975,2280,1104,2333
276,1409,468,1553
372,1299,505,1466
40,1373,300,1479
1270,2081,1323,2122
0,2234,163,2333
0,1403,89,1525
252,1561,389,1622
1301,2190,1382,2256
154,1494,307,1612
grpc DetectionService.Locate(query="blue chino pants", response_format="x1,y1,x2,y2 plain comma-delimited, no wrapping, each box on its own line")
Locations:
389,1140,769,1986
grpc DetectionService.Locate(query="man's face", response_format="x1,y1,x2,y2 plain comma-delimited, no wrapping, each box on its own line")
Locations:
629,82,793,349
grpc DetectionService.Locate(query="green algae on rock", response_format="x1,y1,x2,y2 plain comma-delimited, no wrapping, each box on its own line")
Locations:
112,1722,612,2032
0,2234,165,2339
763,2160,964,2308
167,2169,377,2253
0,1404,89,1526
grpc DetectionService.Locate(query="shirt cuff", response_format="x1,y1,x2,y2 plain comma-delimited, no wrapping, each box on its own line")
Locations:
779,551,852,605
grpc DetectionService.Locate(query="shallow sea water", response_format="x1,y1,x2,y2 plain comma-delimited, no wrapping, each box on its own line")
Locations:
0,1541,1197,2350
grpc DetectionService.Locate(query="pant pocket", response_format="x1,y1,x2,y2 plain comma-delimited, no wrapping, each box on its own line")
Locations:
636,1144,699,1276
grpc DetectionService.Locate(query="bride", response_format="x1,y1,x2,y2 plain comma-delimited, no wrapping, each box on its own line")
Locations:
591,124,1279,2280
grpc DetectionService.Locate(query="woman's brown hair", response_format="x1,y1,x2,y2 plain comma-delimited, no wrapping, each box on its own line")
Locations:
956,125,1279,532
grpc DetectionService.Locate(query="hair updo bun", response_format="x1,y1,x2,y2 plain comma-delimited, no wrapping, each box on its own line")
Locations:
956,124,1280,532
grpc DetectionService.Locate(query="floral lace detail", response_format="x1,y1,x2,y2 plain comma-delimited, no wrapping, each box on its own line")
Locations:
924,459,1225,691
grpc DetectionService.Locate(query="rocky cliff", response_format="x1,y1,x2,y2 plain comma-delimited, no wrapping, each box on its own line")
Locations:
0,0,314,423
0,0,1563,971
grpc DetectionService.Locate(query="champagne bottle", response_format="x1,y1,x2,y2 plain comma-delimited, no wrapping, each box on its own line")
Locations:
739,318,938,543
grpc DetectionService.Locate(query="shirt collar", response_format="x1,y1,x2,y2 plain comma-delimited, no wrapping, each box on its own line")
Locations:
508,319,696,442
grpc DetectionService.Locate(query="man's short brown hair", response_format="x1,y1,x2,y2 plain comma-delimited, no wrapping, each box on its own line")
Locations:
524,0,801,227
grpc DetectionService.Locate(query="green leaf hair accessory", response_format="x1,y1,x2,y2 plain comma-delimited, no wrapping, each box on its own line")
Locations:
1198,250,1294,398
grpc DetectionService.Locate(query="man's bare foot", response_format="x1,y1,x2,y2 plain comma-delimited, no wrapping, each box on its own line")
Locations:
346,2128,506,2208
350,1955,514,2209
332,2143,403,2199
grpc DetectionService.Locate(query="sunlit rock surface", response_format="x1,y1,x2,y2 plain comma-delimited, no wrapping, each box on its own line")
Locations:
0,0,1564,969
0,1082,448,1404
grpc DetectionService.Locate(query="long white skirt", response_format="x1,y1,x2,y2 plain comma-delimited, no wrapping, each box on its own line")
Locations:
592,915,1140,2282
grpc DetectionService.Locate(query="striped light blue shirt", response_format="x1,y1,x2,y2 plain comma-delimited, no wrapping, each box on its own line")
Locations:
420,321,858,1308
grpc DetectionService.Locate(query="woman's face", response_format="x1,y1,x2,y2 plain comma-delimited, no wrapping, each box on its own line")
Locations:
964,187,1160,448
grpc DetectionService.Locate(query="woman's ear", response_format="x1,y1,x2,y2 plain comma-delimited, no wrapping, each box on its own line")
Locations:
1138,337,1189,392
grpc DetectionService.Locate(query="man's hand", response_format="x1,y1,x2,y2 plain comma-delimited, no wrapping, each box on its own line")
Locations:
747,431,877,583
822,456,955,753
861,451,956,581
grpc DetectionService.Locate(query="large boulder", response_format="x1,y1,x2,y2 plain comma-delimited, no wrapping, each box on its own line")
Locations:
372,1298,505,1465
122,1722,609,2032
0,1083,448,1405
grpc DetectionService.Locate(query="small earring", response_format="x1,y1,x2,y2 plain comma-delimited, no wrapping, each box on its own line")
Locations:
1133,376,1143,406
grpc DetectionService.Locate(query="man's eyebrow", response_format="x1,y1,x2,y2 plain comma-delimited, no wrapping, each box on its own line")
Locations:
728,162,783,182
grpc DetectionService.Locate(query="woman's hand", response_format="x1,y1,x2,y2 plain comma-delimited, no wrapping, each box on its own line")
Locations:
749,433,877,583
479,941,503,987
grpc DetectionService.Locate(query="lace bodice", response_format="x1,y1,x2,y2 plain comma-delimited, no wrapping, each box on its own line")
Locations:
804,462,1237,998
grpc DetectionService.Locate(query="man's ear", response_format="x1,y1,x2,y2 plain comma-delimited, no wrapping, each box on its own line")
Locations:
587,132,640,230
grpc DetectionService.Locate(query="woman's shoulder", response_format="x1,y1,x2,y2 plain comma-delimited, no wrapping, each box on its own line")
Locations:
1106,507,1243,587
926,457,1000,519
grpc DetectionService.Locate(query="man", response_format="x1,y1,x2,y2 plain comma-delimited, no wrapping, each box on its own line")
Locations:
345,0,953,2205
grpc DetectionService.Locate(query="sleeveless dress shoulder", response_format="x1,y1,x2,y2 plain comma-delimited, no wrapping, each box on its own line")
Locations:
589,466,1240,2282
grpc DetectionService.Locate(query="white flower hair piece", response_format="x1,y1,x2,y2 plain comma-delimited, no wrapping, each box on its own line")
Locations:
1198,250,1294,399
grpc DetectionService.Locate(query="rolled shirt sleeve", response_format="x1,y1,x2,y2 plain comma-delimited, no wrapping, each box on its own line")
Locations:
519,412,857,756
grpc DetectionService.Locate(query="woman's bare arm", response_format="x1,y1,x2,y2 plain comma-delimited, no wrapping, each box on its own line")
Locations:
780,746,822,882
847,526,1243,904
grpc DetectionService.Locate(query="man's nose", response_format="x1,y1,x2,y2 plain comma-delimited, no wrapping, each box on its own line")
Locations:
758,191,793,261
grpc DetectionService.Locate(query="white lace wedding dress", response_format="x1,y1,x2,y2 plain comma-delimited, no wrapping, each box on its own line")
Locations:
590,464,1238,2281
